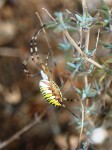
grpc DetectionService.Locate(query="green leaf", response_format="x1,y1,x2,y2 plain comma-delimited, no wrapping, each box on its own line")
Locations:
99,39,106,46
101,10,109,20
82,92,87,100
96,21,108,26
85,102,97,115
104,43,112,49
67,62,76,69
73,57,81,62
86,90,97,97
94,80,100,93
75,14,82,22
76,120,88,128
74,87,82,95
54,26,64,33
86,48,96,57
54,12,61,17
58,42,71,51
101,0,109,11
99,40,112,50
46,22,58,29
89,63,94,71
84,83,91,94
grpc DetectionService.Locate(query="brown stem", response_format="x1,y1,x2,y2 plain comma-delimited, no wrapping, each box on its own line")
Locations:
84,28,90,53
64,30,103,69
82,0,88,12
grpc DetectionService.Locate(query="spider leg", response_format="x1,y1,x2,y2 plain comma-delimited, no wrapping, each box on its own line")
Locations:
65,107,78,118
30,32,40,66
30,25,45,62
30,26,48,73
22,27,45,78
63,98,78,102
62,104,78,118
22,57,39,77
45,52,49,68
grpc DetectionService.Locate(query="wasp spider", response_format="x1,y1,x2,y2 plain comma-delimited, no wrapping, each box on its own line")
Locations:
22,25,78,118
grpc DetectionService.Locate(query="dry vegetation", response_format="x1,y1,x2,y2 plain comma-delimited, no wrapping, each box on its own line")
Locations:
0,0,112,150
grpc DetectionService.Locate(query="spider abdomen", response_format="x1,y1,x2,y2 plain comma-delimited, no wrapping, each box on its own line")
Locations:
39,80,63,107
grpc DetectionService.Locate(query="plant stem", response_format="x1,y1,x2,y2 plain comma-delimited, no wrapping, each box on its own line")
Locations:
79,27,83,48
82,0,88,12
79,99,84,145
83,28,90,106
42,8,103,68
64,30,103,69
42,8,56,23
109,10,112,32
84,75,88,88
84,28,90,53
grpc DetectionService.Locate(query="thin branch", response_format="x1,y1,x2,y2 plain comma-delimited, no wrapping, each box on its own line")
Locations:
35,12,54,58
0,111,46,149
84,76,88,88
79,27,83,49
36,11,64,86
84,28,90,53
79,99,84,145
83,20,90,106
70,81,84,149
109,10,112,32
82,0,88,12
64,30,85,56
42,8,56,23
64,30,103,69
95,29,100,53
83,28,90,89
42,8,103,69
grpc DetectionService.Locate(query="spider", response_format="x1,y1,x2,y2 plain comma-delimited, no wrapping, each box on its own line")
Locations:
22,25,78,118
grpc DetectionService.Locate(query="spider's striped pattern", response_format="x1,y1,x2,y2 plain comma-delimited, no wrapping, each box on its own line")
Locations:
22,25,78,117
40,80,62,107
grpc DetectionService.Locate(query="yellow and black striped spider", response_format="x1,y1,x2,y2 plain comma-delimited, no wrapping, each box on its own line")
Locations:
22,25,78,118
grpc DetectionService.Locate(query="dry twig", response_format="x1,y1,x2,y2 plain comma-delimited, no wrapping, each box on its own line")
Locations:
0,111,46,149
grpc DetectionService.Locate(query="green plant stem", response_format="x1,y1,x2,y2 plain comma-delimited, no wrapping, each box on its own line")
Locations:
83,27,90,106
83,28,90,89
79,99,84,145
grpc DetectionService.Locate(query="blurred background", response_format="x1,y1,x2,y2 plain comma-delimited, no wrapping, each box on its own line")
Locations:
0,0,112,150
